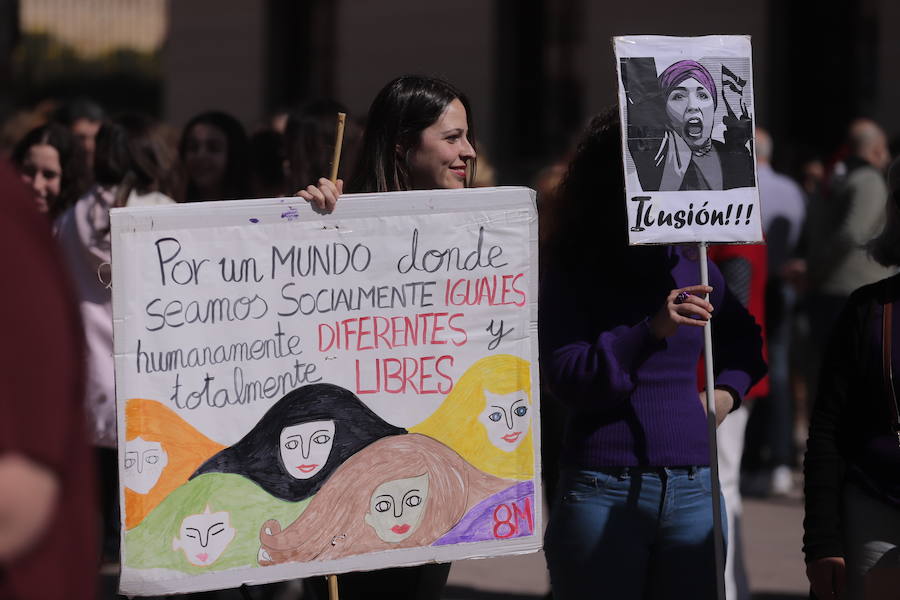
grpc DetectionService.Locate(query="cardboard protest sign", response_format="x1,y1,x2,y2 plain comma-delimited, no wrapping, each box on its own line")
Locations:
110,187,541,596
615,35,763,245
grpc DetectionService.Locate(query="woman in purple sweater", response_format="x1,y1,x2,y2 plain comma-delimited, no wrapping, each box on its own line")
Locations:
540,110,766,599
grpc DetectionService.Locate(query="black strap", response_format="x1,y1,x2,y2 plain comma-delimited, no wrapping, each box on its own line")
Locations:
880,303,900,443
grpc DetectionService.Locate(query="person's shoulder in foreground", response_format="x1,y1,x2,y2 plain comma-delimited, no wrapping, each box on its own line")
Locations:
0,158,97,600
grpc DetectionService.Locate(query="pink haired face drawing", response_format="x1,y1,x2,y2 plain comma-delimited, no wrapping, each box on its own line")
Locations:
364,474,430,542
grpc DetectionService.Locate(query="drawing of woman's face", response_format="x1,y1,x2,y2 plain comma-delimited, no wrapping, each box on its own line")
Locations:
171,507,236,567
123,437,169,494
279,420,335,479
364,474,429,542
665,77,715,150
479,390,531,451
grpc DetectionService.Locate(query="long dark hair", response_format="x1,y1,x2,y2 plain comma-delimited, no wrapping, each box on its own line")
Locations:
191,383,406,502
349,75,476,193
12,122,89,217
544,108,673,298
178,110,250,201
94,113,177,208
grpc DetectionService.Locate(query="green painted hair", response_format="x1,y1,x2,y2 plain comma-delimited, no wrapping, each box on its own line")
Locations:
125,473,310,574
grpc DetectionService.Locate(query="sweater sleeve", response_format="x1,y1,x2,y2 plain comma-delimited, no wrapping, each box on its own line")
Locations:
539,271,666,411
711,284,767,405
802,294,862,561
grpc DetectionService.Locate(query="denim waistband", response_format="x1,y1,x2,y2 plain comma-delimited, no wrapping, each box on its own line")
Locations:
563,465,708,479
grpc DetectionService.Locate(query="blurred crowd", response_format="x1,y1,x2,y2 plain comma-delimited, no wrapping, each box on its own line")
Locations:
1,91,899,600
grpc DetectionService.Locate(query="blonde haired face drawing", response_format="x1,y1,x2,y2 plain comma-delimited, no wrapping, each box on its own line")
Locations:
479,390,531,452
411,354,534,480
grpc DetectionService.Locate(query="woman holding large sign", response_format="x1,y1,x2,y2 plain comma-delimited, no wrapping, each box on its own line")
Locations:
540,109,765,599
297,74,477,600
297,74,476,211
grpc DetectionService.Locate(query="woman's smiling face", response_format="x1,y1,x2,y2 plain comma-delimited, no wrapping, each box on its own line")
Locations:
665,77,715,150
406,98,475,190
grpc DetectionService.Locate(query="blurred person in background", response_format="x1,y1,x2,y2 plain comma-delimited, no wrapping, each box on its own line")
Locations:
284,99,361,196
179,110,250,202
471,142,496,187
53,97,106,173
11,122,88,218
0,101,57,157
752,127,807,497
805,118,895,414
707,239,768,600
249,127,287,198
804,156,900,600
55,113,176,566
0,158,96,600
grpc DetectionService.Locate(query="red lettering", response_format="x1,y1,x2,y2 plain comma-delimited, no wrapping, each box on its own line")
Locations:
402,357,420,393
341,318,357,350
512,497,534,534
430,312,448,344
383,358,404,393
512,273,527,306
492,498,533,539
374,316,392,349
419,356,436,393
449,313,467,346
318,323,336,352
390,316,406,347
436,355,454,394
444,275,528,307
355,359,379,394
492,504,516,539
316,313,470,352
357,316,373,351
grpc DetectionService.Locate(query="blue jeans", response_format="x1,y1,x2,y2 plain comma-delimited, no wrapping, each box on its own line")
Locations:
544,466,727,600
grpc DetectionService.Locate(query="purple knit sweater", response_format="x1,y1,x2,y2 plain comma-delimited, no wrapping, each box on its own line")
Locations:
540,246,766,467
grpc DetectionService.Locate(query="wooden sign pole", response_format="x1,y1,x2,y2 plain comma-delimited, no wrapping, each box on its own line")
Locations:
699,240,727,600
325,111,347,600
329,112,347,183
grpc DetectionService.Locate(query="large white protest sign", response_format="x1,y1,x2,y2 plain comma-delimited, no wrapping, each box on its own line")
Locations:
110,187,541,596
615,35,763,245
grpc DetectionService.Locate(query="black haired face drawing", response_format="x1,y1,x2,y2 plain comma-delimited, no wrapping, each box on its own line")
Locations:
191,383,406,501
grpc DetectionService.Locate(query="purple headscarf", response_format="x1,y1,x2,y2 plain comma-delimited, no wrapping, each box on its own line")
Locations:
658,60,717,109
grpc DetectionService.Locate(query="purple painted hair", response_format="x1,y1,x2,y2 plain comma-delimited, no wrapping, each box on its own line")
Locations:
658,60,717,109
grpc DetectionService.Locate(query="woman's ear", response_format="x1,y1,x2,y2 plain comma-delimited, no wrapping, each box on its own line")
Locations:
395,143,405,159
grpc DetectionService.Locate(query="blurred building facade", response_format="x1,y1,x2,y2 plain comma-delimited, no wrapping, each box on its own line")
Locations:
3,0,900,179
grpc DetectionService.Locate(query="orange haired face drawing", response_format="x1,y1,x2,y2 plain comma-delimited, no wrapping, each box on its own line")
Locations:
124,399,224,529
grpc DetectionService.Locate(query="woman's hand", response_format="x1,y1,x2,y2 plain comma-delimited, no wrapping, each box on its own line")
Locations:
807,556,846,599
699,389,734,428
649,285,714,339
296,178,343,214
